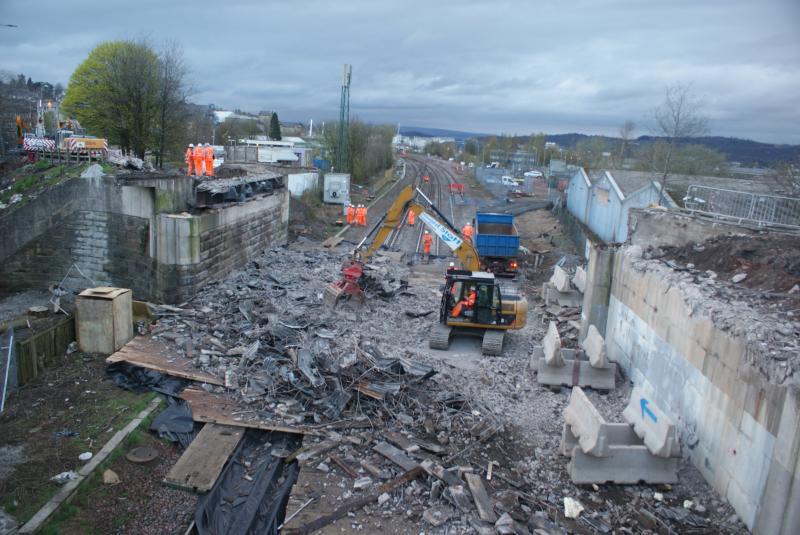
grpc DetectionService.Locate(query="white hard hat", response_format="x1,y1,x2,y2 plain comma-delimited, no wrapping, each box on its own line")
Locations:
425,230,429,234
205,143,210,146
189,143,194,147
449,262,455,267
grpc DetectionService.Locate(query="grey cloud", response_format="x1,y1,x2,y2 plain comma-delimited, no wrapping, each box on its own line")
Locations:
0,0,797,143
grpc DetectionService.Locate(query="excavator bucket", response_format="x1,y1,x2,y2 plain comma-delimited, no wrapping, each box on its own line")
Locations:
324,259,366,307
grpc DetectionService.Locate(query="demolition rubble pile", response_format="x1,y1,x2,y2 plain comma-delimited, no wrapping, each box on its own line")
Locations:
140,243,746,533
151,244,445,428
633,243,800,386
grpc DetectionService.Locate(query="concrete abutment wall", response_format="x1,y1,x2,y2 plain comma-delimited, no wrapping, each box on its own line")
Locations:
599,231,799,533
0,174,289,303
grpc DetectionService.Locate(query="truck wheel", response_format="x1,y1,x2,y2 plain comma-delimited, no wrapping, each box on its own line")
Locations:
429,325,452,350
481,330,504,356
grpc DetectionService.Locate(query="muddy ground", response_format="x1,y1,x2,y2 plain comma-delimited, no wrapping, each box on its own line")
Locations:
0,355,152,525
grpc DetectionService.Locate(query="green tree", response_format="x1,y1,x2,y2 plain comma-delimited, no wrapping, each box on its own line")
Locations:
464,138,478,156
270,112,282,140
322,119,394,183
61,41,162,159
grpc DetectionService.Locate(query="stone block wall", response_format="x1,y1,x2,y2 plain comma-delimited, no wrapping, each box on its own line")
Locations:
0,172,290,304
605,249,799,533
0,210,152,298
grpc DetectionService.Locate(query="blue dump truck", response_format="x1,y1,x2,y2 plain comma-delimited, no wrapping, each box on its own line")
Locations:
473,212,520,276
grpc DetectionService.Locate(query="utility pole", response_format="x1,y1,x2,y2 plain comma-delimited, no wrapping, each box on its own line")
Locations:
335,64,351,173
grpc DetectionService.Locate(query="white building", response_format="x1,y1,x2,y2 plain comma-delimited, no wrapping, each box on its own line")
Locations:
392,135,455,151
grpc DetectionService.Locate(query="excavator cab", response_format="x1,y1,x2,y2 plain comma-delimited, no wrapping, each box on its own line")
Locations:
431,269,527,355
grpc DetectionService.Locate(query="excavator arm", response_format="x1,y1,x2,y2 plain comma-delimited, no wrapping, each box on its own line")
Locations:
324,184,479,306
356,185,480,270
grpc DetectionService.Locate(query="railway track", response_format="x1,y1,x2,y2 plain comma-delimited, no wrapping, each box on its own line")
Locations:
384,156,472,263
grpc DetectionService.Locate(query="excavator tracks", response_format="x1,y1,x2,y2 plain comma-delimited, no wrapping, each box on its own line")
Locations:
481,330,505,356
429,324,452,350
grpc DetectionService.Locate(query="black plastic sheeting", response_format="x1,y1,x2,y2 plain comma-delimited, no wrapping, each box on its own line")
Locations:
107,362,199,447
107,361,188,398
195,430,302,535
149,401,197,449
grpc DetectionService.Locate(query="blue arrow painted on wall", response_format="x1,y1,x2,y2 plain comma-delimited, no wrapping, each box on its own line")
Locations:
640,398,658,423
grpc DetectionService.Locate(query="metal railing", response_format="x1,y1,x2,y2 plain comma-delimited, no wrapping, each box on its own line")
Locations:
1,327,14,413
684,185,800,229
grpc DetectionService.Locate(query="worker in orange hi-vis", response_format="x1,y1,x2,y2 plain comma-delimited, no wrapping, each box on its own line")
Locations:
461,221,474,242
353,205,361,226
363,204,368,226
358,204,366,226
346,204,355,225
407,209,415,226
422,230,433,263
204,143,214,177
193,143,205,177
185,144,194,176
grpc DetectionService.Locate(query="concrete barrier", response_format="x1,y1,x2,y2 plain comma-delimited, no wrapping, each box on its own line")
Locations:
551,265,572,293
543,321,563,367
562,424,679,484
563,387,612,457
581,324,606,369
622,388,680,458
533,348,617,391
573,266,587,294
560,395,680,485
541,282,583,307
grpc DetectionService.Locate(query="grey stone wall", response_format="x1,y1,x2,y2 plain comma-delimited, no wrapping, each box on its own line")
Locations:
0,210,152,297
0,172,289,304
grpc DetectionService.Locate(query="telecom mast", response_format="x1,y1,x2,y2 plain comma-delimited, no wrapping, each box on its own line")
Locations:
335,64,352,172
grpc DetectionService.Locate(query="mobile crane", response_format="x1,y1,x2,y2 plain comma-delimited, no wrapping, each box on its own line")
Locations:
324,185,527,355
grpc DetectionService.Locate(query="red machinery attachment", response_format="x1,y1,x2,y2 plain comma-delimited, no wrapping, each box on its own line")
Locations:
323,259,366,306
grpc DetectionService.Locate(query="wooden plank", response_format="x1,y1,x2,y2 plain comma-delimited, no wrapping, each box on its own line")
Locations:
329,454,359,478
106,336,224,386
180,387,312,435
373,441,419,471
164,423,243,493
382,431,420,453
465,472,498,523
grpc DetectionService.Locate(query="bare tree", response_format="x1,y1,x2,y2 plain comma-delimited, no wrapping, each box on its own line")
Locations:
617,120,635,167
154,42,190,168
653,83,709,205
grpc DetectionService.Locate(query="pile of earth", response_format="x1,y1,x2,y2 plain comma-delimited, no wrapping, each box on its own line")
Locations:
661,233,800,294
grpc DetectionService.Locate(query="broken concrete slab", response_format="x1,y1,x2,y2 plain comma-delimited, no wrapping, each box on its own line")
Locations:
581,324,607,369
422,506,452,527
551,265,572,293
573,266,587,293
465,472,498,523
563,387,612,457
444,484,473,513
622,388,680,458
542,321,563,367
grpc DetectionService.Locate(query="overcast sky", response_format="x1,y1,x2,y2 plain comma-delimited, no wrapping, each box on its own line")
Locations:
1,0,798,143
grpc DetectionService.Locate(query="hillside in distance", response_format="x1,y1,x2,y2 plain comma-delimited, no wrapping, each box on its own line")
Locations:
398,125,799,166
540,133,799,167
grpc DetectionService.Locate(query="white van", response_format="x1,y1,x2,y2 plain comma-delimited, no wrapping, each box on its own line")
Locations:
501,176,517,187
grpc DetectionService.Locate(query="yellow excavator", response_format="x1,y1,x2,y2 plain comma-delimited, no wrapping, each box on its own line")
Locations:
324,185,527,355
